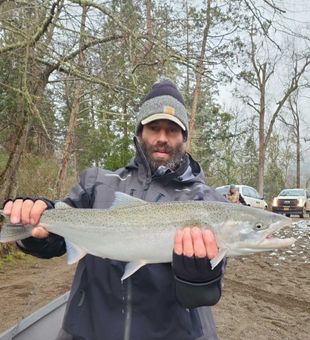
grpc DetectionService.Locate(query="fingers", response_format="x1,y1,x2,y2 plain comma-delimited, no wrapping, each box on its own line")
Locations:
191,227,207,258
174,229,183,255
21,199,35,225
3,199,48,228
174,226,218,259
32,226,49,238
28,200,48,225
3,200,13,216
183,227,194,257
10,199,24,224
203,229,218,259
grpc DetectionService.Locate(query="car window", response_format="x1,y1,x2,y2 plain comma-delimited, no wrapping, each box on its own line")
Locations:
247,187,260,198
279,189,306,196
242,187,252,197
252,188,260,198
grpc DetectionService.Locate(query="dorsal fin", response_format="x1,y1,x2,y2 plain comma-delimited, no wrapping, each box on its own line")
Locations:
55,201,73,210
111,192,148,209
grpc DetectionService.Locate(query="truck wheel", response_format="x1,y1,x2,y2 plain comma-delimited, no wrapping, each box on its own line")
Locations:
285,213,290,217
300,207,306,218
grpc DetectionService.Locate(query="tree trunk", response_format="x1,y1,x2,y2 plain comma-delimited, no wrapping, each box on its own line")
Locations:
296,129,300,188
145,0,153,37
257,142,266,196
295,106,301,188
0,111,30,204
54,6,87,197
187,0,212,152
54,82,83,198
257,62,266,196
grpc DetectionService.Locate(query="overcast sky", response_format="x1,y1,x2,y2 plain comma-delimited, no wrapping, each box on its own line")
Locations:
215,1,310,187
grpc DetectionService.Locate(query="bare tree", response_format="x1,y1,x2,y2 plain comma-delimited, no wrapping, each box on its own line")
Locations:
279,92,304,188
54,5,88,197
187,0,212,152
0,2,64,202
237,29,310,195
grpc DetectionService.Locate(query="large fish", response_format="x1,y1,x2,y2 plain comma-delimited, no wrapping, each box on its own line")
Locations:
0,192,295,280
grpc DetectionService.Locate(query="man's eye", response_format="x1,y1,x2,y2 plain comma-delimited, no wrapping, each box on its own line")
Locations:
168,128,178,133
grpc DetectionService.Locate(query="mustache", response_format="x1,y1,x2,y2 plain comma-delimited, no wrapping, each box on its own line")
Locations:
150,143,173,153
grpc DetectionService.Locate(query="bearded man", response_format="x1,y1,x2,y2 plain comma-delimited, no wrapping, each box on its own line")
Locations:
4,79,226,340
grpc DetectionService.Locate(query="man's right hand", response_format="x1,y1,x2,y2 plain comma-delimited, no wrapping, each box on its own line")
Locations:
3,199,50,239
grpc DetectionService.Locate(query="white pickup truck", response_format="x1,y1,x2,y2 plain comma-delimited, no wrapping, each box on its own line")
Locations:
272,188,310,218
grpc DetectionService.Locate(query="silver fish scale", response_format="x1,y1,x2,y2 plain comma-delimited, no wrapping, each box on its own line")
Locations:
0,196,294,271
40,200,286,235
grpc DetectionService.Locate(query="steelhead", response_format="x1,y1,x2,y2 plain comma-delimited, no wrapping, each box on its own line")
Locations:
0,192,295,280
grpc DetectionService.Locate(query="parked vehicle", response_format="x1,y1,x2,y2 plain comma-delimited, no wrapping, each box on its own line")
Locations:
215,185,268,209
272,188,310,218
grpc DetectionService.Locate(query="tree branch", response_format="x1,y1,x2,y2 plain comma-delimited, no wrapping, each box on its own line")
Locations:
0,0,62,54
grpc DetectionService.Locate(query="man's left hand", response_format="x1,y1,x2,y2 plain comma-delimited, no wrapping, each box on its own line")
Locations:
174,226,218,259
173,226,223,307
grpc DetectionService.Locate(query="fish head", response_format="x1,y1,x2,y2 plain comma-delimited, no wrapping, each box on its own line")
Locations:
214,206,295,256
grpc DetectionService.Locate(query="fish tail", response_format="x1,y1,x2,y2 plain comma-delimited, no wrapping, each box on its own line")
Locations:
0,223,33,242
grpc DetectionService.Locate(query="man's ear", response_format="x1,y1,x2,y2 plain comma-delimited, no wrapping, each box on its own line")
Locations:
136,124,143,137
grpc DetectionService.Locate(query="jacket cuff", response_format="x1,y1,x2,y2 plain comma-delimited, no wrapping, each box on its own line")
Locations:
17,233,66,259
174,273,222,308
3,197,55,209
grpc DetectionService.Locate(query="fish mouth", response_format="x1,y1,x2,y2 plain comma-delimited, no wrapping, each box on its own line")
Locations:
258,218,295,250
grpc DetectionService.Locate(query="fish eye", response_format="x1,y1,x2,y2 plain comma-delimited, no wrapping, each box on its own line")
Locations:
254,222,266,230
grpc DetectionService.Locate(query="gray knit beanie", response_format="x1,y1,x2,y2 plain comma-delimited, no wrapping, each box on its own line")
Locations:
135,79,189,137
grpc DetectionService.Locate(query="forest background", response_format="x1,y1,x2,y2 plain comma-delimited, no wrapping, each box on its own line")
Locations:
1,0,310,222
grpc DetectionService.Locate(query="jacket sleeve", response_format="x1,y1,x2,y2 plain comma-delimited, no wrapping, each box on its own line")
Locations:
17,233,66,259
18,168,99,259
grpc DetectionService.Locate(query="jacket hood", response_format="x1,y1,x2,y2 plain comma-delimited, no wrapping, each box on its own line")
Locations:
125,137,206,185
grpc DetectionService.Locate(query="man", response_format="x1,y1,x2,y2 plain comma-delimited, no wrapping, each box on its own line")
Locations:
226,184,246,205
3,79,227,340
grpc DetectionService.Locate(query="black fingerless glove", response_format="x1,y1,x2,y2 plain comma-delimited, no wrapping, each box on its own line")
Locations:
172,252,224,308
3,196,55,210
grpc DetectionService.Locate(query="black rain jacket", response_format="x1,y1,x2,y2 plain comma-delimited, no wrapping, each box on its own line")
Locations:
19,139,227,340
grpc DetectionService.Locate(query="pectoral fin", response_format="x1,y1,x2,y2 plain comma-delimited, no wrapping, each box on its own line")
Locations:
122,260,148,281
210,248,227,269
65,240,87,264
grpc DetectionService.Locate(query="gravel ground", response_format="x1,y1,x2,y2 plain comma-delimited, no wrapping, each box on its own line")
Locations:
0,218,309,339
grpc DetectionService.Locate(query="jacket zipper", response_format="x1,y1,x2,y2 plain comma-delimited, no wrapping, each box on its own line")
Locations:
123,278,132,340
124,142,152,340
123,188,138,340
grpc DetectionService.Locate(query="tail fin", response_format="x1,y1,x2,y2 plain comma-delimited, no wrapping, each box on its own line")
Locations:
0,213,33,242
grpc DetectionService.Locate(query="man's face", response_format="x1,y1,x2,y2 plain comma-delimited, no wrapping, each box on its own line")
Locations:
138,119,186,172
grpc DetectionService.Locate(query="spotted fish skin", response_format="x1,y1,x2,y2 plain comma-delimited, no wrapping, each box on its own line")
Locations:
0,192,295,280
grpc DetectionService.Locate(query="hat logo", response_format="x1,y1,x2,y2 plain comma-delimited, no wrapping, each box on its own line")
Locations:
163,105,175,115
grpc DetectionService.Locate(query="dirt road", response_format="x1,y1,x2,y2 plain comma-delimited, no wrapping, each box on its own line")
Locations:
0,219,309,339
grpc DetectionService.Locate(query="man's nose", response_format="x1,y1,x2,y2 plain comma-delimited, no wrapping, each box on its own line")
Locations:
156,129,168,143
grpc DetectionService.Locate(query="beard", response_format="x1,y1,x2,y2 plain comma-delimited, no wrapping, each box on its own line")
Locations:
139,138,186,173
